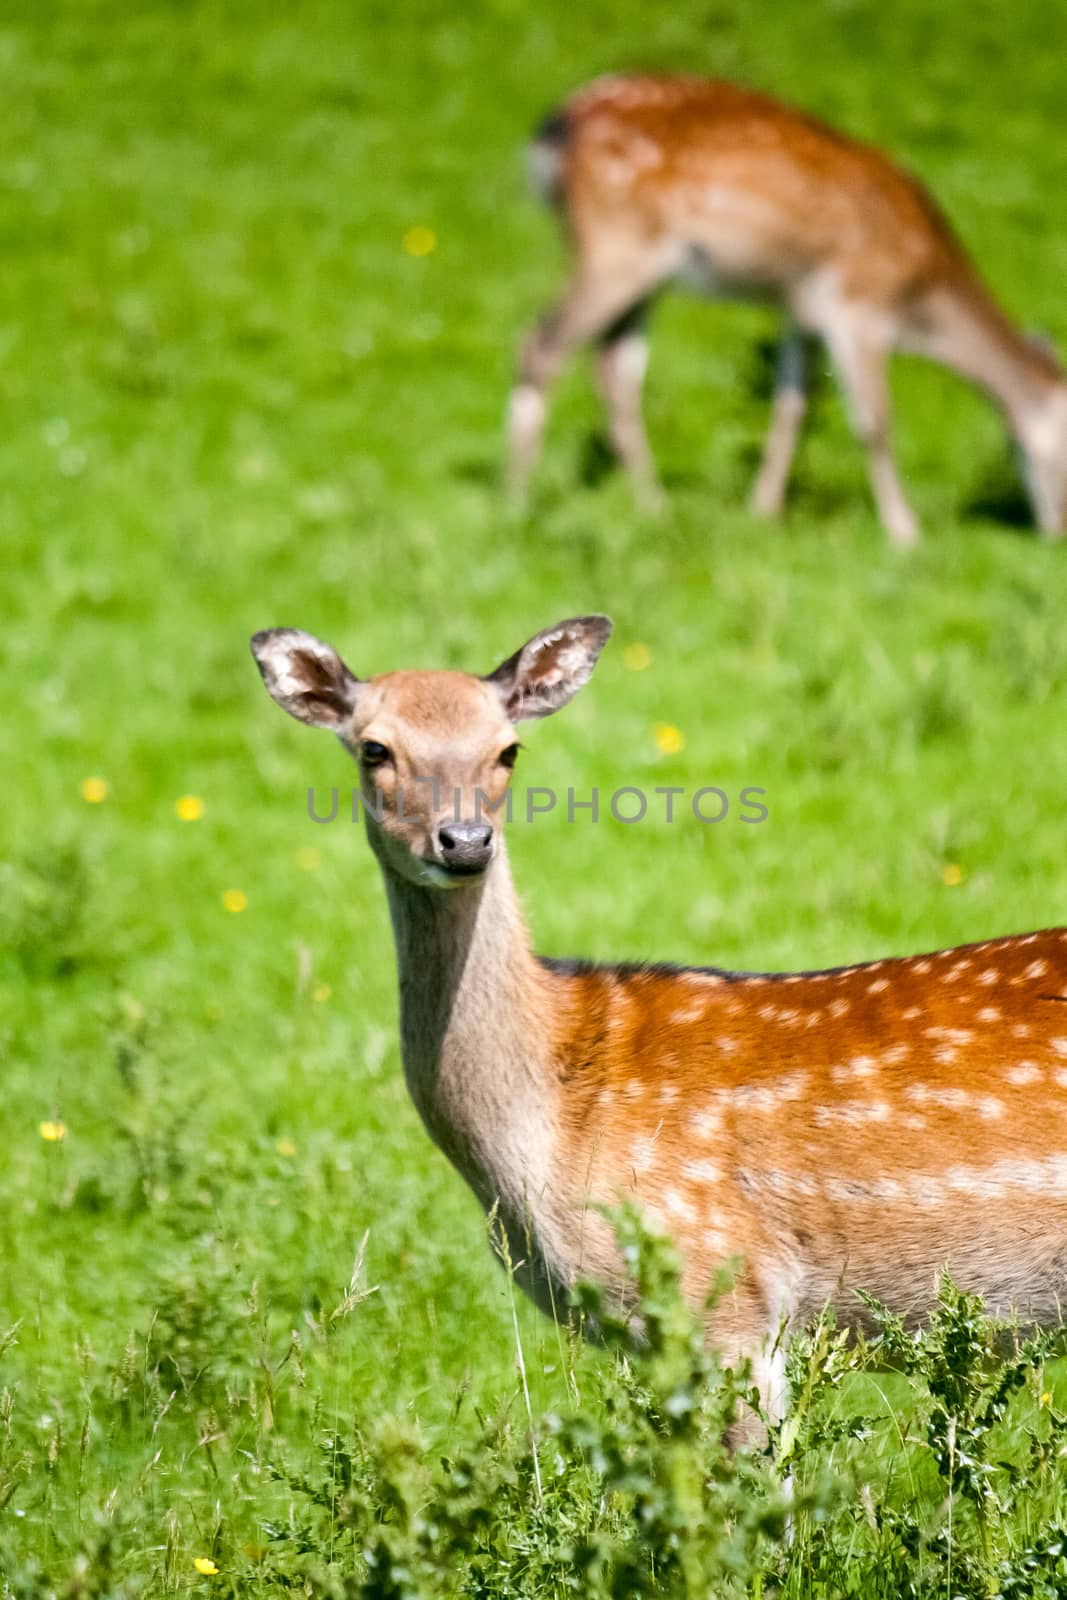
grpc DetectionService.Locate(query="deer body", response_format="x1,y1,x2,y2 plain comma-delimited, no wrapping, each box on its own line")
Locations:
252,618,1067,1437
508,76,1067,542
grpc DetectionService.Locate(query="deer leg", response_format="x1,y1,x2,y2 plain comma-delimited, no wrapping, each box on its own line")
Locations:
750,328,810,518
824,312,919,546
595,301,663,509
720,1337,789,1452
507,275,662,505
706,1277,790,1452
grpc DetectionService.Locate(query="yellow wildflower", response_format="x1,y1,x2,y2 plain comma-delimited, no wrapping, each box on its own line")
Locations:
80,776,108,803
313,982,332,1003
176,794,204,822
193,1556,219,1576
654,723,685,755
276,1138,296,1158
624,643,652,672
222,889,248,914
39,1120,67,1143
403,225,437,256
943,864,964,887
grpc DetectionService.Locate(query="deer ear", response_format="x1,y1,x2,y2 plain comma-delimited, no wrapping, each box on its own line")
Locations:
485,615,612,722
250,628,361,731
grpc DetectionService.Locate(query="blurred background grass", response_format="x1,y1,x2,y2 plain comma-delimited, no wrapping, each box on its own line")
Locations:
2,0,1067,1583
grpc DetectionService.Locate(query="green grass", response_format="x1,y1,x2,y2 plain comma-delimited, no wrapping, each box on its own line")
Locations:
2,0,1067,1590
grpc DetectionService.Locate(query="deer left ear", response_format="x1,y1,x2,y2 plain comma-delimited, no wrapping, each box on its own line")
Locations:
485,615,612,722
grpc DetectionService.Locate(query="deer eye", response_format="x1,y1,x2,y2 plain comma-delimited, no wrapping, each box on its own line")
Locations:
361,740,392,767
498,743,521,770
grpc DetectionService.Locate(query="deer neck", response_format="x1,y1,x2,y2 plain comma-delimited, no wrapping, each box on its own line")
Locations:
378,841,561,1216
924,278,1064,445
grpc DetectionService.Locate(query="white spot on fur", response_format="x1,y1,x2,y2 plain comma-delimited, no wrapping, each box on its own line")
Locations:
669,1001,707,1025
725,1085,780,1113
663,1188,697,1223
814,1100,891,1127
824,1177,869,1201
905,1085,973,1112
631,1136,659,1174
926,1026,974,1044
681,1158,720,1185
872,1176,905,1201
717,1072,808,1113
945,1166,1003,1199
691,1109,721,1140
994,1158,1048,1190
1006,1062,1042,1086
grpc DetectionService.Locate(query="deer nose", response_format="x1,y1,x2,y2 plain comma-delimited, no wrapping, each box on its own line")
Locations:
438,821,494,872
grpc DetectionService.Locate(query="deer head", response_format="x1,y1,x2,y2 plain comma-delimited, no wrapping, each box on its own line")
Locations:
250,617,612,888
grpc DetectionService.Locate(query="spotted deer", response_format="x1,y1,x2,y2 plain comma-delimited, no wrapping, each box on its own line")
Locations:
252,615,1067,1441
507,75,1067,544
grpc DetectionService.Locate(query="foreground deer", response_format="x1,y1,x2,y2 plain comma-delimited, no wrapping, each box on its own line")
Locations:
508,75,1067,543
253,616,1067,1439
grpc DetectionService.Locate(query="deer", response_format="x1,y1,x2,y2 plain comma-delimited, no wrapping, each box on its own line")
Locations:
507,75,1067,545
252,615,1067,1443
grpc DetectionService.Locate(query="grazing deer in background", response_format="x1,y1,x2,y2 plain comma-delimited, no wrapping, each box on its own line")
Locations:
507,75,1067,544
253,616,1067,1441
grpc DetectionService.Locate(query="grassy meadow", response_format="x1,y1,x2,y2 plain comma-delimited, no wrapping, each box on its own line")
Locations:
3,0,1067,1590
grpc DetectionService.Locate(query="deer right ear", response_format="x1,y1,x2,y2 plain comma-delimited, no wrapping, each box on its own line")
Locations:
250,628,361,731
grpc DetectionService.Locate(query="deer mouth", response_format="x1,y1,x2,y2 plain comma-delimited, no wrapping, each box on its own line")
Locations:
419,859,491,890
